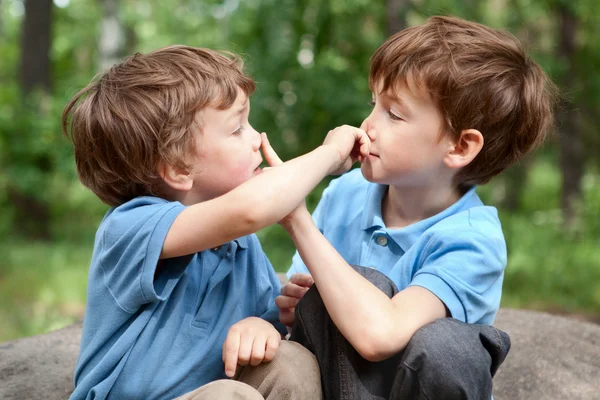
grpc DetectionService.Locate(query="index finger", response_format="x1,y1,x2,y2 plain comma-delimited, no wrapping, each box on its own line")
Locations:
289,273,314,288
222,330,241,378
261,132,283,166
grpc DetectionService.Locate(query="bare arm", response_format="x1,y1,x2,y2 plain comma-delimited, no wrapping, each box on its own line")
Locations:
162,128,370,259
283,208,447,362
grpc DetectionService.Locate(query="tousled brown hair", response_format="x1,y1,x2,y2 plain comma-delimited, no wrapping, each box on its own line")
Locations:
62,45,255,206
370,16,558,187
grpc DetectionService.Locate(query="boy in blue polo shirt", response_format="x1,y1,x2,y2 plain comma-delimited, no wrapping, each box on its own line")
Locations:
62,45,370,400
276,16,557,399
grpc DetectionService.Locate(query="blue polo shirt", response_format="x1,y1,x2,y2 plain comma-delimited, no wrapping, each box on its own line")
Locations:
288,169,507,325
71,196,284,400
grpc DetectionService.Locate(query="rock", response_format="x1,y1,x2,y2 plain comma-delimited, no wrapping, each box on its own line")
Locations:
1,310,598,400
492,308,599,400
0,321,81,400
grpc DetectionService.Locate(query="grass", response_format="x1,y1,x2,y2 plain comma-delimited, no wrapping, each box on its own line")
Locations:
1,162,599,342
0,239,91,341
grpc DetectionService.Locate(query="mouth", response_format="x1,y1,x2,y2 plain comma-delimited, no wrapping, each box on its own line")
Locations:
253,159,263,175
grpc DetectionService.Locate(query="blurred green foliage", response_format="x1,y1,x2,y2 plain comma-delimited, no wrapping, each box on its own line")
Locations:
0,0,599,342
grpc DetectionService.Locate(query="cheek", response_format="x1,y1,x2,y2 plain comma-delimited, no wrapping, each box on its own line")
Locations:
223,151,254,176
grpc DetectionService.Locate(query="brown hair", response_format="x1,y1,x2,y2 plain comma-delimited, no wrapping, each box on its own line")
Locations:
370,16,558,187
62,45,255,206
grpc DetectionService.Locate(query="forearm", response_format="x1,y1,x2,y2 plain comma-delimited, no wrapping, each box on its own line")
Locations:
163,145,339,258
285,212,413,360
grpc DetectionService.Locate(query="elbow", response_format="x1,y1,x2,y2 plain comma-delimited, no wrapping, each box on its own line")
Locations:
353,327,406,362
356,340,395,363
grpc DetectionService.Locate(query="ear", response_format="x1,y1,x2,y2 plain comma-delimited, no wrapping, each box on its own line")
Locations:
443,129,484,170
158,162,193,192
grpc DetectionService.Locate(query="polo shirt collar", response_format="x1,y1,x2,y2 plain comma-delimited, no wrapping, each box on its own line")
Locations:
361,184,482,253
360,183,387,230
234,236,249,249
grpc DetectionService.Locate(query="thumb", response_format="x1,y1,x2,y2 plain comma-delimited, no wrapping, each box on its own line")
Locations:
261,132,283,166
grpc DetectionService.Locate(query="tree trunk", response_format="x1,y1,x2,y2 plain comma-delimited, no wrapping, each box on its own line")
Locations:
98,0,125,70
387,0,410,36
19,0,53,94
12,0,54,240
557,5,583,229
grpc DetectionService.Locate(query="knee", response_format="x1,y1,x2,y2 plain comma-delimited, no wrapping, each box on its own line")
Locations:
270,341,322,397
406,318,477,371
179,380,263,400
275,341,321,385
401,319,494,396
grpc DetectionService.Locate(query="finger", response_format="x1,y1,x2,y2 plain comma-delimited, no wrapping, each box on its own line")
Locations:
279,308,295,327
275,295,300,309
263,334,280,362
249,336,267,367
281,283,310,299
289,273,314,288
261,132,283,166
223,330,241,378
237,333,254,366
357,129,371,162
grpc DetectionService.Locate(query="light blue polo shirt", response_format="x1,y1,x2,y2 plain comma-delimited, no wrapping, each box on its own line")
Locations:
288,169,507,325
71,196,284,400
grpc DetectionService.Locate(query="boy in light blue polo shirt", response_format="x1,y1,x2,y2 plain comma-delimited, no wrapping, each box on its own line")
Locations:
62,45,370,400
276,16,557,400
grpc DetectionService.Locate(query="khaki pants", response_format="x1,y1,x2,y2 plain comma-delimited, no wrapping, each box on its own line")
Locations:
176,340,322,400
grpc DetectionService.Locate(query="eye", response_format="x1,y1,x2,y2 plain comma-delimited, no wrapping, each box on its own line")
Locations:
368,100,376,107
233,125,245,135
388,110,403,121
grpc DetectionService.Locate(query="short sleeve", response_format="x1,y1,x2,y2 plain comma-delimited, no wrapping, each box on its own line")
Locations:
97,198,187,314
409,229,507,324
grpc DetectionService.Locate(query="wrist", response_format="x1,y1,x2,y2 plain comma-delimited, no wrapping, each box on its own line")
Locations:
317,145,343,175
281,208,311,234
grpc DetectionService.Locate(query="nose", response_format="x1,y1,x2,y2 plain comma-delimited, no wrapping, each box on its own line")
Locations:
361,116,376,142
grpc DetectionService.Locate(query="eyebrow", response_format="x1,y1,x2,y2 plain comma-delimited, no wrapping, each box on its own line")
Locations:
386,92,412,115
230,100,249,119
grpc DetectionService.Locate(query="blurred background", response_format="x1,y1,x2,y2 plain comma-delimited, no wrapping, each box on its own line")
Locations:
0,0,599,342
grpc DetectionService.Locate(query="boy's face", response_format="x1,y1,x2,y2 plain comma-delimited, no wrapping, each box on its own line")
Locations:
360,79,454,188
188,89,263,202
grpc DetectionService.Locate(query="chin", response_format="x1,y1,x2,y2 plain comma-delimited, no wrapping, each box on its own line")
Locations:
361,164,388,185
360,163,376,182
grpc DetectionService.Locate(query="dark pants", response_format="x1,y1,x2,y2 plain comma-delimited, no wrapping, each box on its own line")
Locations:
290,266,511,400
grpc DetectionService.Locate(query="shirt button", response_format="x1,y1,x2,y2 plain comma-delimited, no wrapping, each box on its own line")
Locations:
376,236,388,246
212,245,221,251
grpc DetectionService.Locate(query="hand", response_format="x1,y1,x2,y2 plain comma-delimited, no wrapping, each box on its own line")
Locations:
260,132,308,226
275,274,315,327
322,125,370,175
222,317,281,378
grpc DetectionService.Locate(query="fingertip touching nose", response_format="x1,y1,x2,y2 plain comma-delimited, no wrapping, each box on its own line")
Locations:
361,120,376,141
